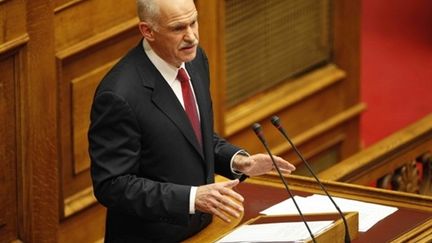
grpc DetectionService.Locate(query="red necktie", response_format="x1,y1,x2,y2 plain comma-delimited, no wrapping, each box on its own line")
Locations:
177,68,202,146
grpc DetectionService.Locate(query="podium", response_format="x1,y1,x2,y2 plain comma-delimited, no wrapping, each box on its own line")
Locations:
185,174,432,242
183,212,243,243
186,212,359,243
238,212,359,243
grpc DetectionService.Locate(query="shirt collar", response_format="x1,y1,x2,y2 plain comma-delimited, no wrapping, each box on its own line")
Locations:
143,39,188,85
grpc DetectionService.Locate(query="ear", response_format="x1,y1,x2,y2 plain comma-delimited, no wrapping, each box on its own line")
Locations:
138,22,155,41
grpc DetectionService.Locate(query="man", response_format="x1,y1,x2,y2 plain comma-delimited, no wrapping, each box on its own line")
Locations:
88,0,295,242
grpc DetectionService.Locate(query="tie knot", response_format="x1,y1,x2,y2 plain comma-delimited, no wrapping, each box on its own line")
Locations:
177,68,189,83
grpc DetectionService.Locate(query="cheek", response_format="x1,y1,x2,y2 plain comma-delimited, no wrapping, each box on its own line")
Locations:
172,37,184,51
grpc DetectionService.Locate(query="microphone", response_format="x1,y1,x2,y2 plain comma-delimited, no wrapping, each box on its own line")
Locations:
252,123,317,243
270,116,351,243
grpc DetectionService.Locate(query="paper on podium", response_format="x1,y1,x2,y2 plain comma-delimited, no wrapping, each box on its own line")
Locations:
260,194,398,232
216,220,333,243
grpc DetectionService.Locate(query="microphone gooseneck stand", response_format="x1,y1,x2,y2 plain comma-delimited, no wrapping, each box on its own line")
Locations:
252,123,317,243
270,115,351,243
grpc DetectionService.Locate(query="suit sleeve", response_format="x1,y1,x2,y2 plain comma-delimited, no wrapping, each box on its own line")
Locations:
88,91,190,226
196,48,247,180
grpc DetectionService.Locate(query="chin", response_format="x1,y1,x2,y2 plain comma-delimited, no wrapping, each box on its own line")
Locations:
182,53,197,63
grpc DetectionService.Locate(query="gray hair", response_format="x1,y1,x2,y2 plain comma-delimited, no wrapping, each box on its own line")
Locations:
136,0,160,26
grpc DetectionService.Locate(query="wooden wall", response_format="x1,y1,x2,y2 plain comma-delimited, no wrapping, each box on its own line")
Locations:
0,0,362,242
0,0,142,242
55,1,142,242
1,0,59,242
198,0,363,173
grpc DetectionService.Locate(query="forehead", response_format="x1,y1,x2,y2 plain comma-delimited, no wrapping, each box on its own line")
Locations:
157,0,197,26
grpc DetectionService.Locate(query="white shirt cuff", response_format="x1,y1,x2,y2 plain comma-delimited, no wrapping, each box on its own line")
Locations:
230,150,250,175
189,186,197,214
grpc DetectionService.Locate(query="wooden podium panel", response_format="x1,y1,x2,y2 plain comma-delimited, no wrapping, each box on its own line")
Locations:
242,212,359,243
183,213,243,243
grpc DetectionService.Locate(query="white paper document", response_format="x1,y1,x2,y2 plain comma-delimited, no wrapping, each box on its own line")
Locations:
260,194,398,232
217,221,333,243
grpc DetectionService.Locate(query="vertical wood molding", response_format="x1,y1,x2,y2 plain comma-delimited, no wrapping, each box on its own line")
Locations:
333,0,361,106
0,48,19,243
15,49,25,243
23,0,59,241
196,0,226,134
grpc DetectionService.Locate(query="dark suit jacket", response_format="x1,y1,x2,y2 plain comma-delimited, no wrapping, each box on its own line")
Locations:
88,41,243,242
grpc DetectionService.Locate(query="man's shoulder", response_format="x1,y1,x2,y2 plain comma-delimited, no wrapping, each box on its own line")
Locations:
189,46,208,71
102,43,145,81
94,43,147,98
195,46,207,61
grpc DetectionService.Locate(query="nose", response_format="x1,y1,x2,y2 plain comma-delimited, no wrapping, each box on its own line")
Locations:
184,26,196,42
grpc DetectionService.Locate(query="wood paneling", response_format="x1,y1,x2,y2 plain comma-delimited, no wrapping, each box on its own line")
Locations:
54,0,88,12
54,0,137,50
226,74,363,156
0,0,26,43
224,0,332,107
1,1,28,242
23,0,59,241
197,0,363,171
0,51,18,243
225,64,346,137
71,61,116,175
57,26,141,216
319,114,432,185
333,0,361,106
195,0,226,133
53,1,141,241
58,204,106,243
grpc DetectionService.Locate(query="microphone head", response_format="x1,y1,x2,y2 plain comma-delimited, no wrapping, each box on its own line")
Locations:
252,123,262,134
271,116,281,127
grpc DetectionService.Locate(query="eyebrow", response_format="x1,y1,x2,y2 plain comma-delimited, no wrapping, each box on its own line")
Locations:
167,13,198,29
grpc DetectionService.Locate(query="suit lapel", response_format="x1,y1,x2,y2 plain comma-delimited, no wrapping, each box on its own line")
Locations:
134,44,204,158
151,77,204,158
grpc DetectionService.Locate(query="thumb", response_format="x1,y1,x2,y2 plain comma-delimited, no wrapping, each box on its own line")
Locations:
222,179,240,188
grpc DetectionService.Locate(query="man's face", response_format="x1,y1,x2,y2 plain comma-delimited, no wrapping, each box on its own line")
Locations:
145,0,199,67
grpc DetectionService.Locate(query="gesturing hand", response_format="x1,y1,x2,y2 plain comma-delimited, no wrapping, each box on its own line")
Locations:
195,179,244,223
233,153,296,177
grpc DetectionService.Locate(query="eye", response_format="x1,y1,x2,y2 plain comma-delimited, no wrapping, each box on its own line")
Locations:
172,25,186,32
172,26,180,31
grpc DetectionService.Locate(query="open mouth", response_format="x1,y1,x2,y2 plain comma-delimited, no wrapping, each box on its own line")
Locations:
181,45,196,51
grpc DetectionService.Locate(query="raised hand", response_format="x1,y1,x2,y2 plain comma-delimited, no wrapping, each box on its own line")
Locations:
233,153,296,177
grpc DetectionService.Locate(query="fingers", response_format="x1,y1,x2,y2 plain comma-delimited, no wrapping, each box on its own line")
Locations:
208,197,242,222
273,156,296,172
277,168,294,175
219,187,244,208
221,178,240,189
220,179,244,202
195,180,244,223
205,195,241,222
